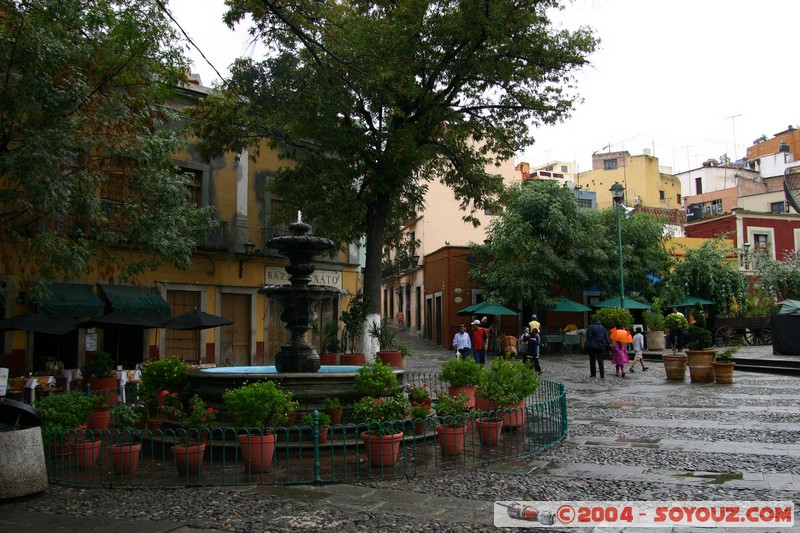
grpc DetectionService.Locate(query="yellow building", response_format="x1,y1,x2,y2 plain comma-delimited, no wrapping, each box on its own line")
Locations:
0,80,360,376
577,150,682,210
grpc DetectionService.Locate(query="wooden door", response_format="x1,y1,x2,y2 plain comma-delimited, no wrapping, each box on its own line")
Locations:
165,290,201,362
221,293,251,366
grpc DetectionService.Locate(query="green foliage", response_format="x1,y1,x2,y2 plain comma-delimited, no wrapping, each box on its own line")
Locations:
592,308,634,331
716,346,739,361
438,357,485,388
171,395,217,429
666,239,748,316
685,302,713,350
109,404,142,430
321,397,341,411
320,321,340,353
301,411,331,426
752,247,800,300
222,381,299,428
139,357,189,405
409,405,431,420
191,1,598,316
744,289,779,317
395,340,413,358
36,391,96,436
0,0,216,289
643,299,665,330
341,293,369,353
368,316,397,351
354,361,399,398
664,312,689,354
479,358,539,407
407,385,431,404
433,393,469,427
352,395,410,435
82,351,115,378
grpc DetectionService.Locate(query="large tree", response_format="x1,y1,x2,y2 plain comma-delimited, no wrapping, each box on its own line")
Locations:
469,180,672,306
189,0,598,318
0,0,216,298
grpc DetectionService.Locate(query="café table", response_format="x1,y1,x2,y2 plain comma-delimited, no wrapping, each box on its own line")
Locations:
541,334,564,354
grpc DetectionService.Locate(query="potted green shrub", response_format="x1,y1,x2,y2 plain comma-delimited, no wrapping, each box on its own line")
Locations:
301,411,332,443
409,404,431,435
222,381,299,472
340,293,369,364
353,394,410,467
437,357,484,408
321,396,343,425
368,316,402,367
36,391,96,442
479,358,539,428
82,351,118,407
662,312,689,382
686,302,715,383
643,299,666,350
712,346,737,384
139,357,190,416
433,392,469,456
109,404,143,474
354,361,399,398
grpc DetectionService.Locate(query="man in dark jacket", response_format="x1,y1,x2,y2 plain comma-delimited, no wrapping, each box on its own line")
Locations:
585,317,610,378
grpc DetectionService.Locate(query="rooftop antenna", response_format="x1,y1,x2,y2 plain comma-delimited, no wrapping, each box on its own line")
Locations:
726,114,742,162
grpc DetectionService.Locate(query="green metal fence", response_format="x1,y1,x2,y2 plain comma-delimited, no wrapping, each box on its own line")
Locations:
43,375,567,487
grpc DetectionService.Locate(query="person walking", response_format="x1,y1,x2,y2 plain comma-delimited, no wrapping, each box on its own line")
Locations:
452,324,472,360
585,317,609,378
518,327,530,362
470,319,489,365
528,328,542,374
528,314,541,333
629,327,648,372
612,340,630,377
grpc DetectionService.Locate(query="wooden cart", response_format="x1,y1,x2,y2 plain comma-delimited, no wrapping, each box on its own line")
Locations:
714,316,772,347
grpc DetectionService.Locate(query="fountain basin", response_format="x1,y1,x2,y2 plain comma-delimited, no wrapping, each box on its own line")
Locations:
188,366,407,422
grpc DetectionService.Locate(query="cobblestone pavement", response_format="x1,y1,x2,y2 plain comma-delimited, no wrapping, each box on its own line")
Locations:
1,334,798,532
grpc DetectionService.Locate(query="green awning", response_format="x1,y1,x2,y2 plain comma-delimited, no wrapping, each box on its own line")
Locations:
38,283,104,319
98,284,171,318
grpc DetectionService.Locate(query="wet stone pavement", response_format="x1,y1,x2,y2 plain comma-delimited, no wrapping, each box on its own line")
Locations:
1,333,799,532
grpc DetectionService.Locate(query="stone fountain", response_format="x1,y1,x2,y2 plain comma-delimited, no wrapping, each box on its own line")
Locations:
259,216,339,372
187,214,403,417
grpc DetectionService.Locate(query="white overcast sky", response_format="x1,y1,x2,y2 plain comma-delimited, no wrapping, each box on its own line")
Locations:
169,0,799,175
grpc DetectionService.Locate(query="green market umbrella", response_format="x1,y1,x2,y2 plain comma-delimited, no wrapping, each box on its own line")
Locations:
539,296,592,313
593,296,652,310
457,300,519,316
667,296,716,308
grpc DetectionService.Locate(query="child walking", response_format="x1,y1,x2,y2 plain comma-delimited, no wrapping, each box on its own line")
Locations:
527,328,542,374
611,340,629,377
629,327,648,372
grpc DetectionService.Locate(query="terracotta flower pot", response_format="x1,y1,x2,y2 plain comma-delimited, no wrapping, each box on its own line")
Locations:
73,439,102,468
663,353,688,381
501,401,526,429
436,425,467,456
173,443,206,476
686,349,716,383
377,350,403,368
712,361,735,384
325,408,344,425
359,431,403,467
339,353,365,366
448,385,477,409
476,418,504,445
111,443,142,474
319,352,338,365
237,433,276,472
87,410,110,430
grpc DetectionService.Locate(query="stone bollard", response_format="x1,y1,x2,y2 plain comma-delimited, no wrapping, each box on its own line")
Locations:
0,398,48,499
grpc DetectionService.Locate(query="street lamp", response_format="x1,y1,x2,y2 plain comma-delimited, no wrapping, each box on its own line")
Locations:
609,182,625,309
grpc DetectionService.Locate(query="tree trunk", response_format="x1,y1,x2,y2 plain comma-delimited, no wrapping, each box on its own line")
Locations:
359,195,390,358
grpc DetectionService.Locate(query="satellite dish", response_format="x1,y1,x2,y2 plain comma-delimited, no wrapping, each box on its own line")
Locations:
784,168,800,214
564,179,575,189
